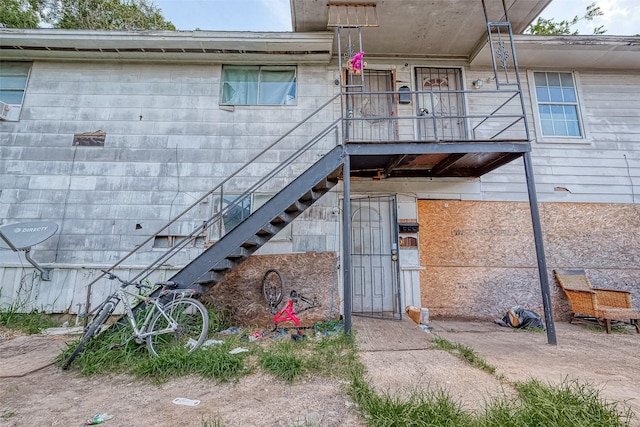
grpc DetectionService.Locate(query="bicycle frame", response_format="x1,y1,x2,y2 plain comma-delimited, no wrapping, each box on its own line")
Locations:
272,291,319,329
101,285,193,342
63,270,208,370
273,299,302,328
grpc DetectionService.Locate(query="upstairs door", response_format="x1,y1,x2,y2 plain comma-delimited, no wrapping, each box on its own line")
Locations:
346,70,396,142
415,67,467,141
350,195,401,318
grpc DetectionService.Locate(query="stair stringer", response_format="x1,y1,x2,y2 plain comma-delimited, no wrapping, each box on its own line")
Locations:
166,145,345,292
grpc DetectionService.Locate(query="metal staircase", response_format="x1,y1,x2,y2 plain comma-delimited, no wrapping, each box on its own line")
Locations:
90,11,375,304
170,146,343,293
84,93,346,307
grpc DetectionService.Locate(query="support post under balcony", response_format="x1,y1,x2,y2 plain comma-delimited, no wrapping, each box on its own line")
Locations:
342,154,352,334
524,152,557,345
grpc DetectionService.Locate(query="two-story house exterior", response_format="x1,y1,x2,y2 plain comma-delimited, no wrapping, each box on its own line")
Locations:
1,1,639,341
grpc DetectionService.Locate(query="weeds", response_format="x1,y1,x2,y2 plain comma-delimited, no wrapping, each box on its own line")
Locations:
586,324,630,334
57,322,250,382
0,411,16,420
201,416,221,427
432,336,496,374
473,378,634,427
53,317,635,427
0,304,58,334
206,305,234,334
348,370,473,426
257,330,358,383
349,367,634,427
259,340,304,383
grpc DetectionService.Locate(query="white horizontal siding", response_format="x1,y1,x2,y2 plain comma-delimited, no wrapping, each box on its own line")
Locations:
0,266,180,315
478,69,640,204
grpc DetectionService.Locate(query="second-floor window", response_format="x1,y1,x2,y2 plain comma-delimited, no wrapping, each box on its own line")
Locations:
0,62,31,121
533,71,582,138
221,66,296,106
0,62,31,106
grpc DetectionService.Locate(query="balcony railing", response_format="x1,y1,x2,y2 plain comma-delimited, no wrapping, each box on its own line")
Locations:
342,87,529,144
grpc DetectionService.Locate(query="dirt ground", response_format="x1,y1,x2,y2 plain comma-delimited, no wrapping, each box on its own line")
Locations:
1,317,638,426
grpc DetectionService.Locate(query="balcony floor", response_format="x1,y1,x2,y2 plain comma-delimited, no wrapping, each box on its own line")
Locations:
345,140,530,178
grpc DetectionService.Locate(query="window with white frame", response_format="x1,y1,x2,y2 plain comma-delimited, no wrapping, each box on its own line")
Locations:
533,71,583,138
209,193,292,241
0,62,31,120
210,194,252,240
221,66,296,105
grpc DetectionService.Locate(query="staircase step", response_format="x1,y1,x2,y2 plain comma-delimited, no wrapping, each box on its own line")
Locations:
195,271,223,285
241,235,268,248
211,259,235,272
313,178,331,192
285,200,307,214
270,212,293,225
256,223,280,237
327,167,342,181
225,247,251,260
299,189,320,203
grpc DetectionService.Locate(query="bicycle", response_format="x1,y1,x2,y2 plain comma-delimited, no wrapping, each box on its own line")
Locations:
62,270,209,369
261,269,319,334
262,269,284,312
272,290,320,329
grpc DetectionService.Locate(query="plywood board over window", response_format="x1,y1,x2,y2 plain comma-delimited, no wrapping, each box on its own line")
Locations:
417,200,640,321
73,131,106,147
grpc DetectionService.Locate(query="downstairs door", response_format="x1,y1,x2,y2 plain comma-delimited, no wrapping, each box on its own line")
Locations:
350,195,401,318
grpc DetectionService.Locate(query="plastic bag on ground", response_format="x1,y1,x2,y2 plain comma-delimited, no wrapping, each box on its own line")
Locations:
494,306,544,329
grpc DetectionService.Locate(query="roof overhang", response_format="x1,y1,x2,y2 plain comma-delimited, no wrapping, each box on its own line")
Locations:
291,0,551,59
0,29,334,64
471,35,640,70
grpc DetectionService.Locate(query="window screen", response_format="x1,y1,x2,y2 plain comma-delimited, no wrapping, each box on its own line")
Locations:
221,66,296,105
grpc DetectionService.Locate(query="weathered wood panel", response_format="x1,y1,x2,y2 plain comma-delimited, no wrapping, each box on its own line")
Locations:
202,251,340,329
418,200,640,321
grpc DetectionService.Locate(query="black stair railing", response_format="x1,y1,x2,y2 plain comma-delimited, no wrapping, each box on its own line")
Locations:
82,93,343,300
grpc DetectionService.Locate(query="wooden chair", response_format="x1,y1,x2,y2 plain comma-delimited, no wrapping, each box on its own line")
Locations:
553,269,640,334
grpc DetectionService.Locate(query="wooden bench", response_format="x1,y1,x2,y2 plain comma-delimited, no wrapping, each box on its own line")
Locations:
553,269,640,334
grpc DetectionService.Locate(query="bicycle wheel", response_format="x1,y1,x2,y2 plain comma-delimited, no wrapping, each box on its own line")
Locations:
62,301,115,370
146,297,209,357
262,269,284,309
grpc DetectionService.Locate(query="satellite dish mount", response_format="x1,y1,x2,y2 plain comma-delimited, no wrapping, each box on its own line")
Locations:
0,221,59,281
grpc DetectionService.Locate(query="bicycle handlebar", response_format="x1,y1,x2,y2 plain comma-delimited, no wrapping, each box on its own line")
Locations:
101,270,153,290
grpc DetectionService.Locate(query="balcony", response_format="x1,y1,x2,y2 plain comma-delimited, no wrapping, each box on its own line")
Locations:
341,67,530,179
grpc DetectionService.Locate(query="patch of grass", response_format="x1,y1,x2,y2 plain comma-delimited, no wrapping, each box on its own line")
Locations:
0,411,16,420
57,318,634,427
60,320,356,385
57,322,148,376
586,324,630,334
259,340,304,383
512,326,546,334
313,319,344,334
207,305,234,334
201,416,221,427
348,371,473,426
432,336,496,374
59,324,252,383
479,378,634,427
349,363,634,427
306,332,358,378
257,329,359,383
134,339,250,383
0,305,58,335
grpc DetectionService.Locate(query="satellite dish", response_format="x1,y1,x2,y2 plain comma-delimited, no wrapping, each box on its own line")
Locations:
0,221,59,281
0,221,59,250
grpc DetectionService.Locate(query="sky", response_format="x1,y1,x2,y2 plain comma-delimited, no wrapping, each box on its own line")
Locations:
153,0,639,35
